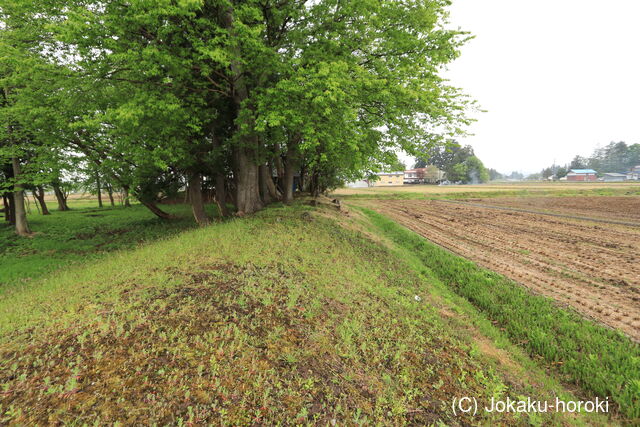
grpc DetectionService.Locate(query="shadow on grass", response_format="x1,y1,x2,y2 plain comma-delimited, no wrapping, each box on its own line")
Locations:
0,202,211,289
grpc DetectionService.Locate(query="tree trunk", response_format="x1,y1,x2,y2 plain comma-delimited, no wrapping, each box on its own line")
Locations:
274,145,285,181
223,6,263,216
106,185,115,206
34,186,50,215
188,172,210,226
12,158,31,236
273,145,285,194
32,191,41,215
259,164,274,205
8,193,15,224
226,181,237,209
283,145,298,204
215,173,230,217
310,170,321,198
211,134,230,218
96,175,103,208
52,183,69,211
3,194,14,223
299,164,307,193
139,200,176,219
123,185,132,207
234,146,263,215
264,163,280,200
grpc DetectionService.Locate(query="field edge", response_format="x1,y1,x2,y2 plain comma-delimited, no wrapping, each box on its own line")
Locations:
356,205,640,422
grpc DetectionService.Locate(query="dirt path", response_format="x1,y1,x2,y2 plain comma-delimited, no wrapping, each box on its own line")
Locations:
368,199,640,341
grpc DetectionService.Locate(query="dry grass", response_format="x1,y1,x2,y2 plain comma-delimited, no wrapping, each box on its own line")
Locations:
332,181,640,197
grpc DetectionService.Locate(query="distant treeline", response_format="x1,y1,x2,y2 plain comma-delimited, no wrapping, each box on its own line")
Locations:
531,141,640,180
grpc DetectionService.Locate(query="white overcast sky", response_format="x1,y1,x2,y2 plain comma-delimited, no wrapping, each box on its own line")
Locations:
439,0,640,174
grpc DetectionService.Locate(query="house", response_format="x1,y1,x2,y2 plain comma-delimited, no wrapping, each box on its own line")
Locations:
345,180,370,188
602,173,627,182
404,166,445,184
404,169,421,184
371,172,404,186
627,165,640,181
566,169,597,182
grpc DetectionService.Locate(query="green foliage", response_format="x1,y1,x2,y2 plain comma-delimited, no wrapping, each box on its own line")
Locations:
414,141,489,184
382,159,406,173
463,156,490,183
444,155,489,184
2,0,474,213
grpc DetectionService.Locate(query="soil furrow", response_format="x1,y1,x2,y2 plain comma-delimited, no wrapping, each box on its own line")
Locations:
369,198,640,341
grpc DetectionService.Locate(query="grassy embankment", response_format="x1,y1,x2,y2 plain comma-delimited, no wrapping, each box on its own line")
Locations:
0,202,605,425
358,207,640,422
333,182,640,201
0,199,206,287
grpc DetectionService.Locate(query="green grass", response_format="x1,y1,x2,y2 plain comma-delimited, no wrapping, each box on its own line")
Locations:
359,207,640,422
0,200,207,288
0,203,600,425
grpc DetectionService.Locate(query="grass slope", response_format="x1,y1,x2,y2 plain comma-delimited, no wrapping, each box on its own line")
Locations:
0,204,596,425
359,207,640,422
0,202,206,288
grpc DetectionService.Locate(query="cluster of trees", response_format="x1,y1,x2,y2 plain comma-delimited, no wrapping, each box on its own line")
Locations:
485,170,525,181
536,141,640,180
1,0,471,234
414,141,489,183
568,141,640,174
0,157,126,229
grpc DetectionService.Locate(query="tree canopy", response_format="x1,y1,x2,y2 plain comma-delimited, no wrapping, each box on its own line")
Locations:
414,140,489,183
1,0,473,231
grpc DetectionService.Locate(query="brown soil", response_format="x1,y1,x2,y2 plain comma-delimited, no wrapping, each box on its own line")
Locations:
370,198,640,341
472,196,640,223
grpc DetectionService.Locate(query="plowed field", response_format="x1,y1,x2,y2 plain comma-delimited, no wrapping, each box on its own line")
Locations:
370,198,640,341
472,196,640,223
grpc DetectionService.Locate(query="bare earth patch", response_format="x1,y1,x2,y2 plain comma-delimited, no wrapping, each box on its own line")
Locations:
473,196,640,223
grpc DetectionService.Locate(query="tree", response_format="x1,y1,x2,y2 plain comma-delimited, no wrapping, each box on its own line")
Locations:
570,155,587,169
10,158,31,235
414,140,489,184
628,144,640,169
508,171,524,180
2,0,473,226
384,160,406,172
461,156,489,184
488,169,503,181
526,172,542,180
540,141,640,179
415,141,469,171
